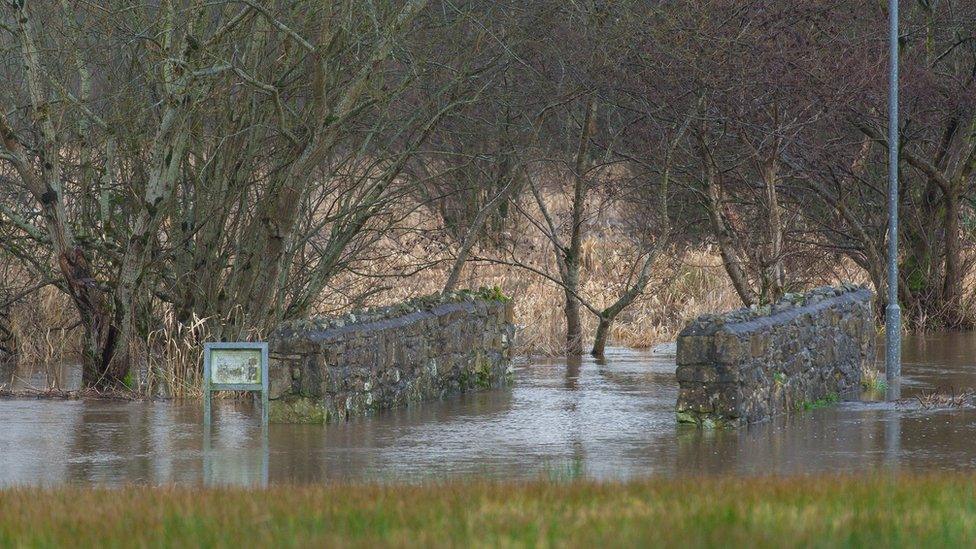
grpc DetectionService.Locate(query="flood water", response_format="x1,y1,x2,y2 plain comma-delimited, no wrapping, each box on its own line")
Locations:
2,333,976,487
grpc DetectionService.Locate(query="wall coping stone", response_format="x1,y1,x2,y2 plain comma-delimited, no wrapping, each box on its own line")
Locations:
268,288,515,423
675,284,876,427
275,287,511,336
679,284,869,337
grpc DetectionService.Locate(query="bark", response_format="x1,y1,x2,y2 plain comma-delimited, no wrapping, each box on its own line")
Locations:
59,248,120,387
0,129,118,385
104,0,202,379
763,158,784,302
230,0,431,330
2,3,121,387
698,134,756,306
589,253,656,358
589,101,694,357
564,285,584,356
112,107,190,378
591,316,611,358
854,118,970,326
943,130,976,327
942,190,961,321
562,99,596,356
442,175,519,293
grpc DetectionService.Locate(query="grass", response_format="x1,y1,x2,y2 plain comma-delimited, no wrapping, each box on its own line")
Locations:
4,284,81,387
862,367,888,394
2,475,976,547
798,392,840,411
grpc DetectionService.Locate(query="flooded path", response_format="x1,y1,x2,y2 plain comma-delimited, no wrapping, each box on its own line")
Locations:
1,333,976,486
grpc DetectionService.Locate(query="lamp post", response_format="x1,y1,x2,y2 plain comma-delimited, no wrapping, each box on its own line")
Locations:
885,0,901,397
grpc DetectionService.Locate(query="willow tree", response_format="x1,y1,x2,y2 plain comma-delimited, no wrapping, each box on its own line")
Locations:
0,0,481,388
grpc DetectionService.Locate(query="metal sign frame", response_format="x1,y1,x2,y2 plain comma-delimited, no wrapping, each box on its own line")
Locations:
203,341,269,425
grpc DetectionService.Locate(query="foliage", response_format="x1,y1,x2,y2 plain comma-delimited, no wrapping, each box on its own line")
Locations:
861,367,888,395
798,393,840,411
773,371,786,386
475,286,511,303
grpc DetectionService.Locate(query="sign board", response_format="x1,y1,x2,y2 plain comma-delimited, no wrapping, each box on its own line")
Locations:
203,342,269,425
211,348,262,385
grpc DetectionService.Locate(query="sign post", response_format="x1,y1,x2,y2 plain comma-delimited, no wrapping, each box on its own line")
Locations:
203,342,269,425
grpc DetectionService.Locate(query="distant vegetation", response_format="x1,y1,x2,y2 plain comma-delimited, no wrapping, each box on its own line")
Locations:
1,1,974,393
3,475,976,547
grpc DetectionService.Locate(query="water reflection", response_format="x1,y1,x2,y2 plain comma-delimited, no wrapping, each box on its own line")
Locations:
203,421,269,487
886,379,902,401
1,361,81,391
0,333,975,486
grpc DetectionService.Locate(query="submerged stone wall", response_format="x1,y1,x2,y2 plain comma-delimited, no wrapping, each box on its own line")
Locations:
268,290,515,423
675,285,875,427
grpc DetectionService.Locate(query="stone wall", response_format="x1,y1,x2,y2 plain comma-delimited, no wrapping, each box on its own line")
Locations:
268,290,515,423
675,285,875,427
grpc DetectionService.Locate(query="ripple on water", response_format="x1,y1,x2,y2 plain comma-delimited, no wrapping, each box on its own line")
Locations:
1,333,976,485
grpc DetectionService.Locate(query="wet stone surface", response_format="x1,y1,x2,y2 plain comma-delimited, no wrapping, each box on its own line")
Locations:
269,291,516,423
676,285,876,426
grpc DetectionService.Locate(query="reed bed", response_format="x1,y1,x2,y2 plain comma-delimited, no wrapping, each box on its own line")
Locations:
3,285,81,390
1,474,975,547
0,187,874,395
0,244,741,394
316,234,744,357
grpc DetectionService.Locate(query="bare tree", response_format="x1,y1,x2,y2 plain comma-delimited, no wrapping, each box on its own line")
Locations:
0,0,481,388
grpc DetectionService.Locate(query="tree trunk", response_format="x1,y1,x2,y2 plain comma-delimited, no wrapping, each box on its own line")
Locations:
942,190,963,326
443,175,518,293
81,316,120,389
5,2,134,389
0,288,15,368
586,104,691,359
562,99,595,356
564,285,584,356
763,159,784,302
701,144,756,306
591,315,612,358
58,248,122,388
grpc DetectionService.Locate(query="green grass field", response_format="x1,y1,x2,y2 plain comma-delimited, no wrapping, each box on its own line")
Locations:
2,475,975,547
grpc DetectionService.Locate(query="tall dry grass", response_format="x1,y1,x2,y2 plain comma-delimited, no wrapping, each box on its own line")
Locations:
142,305,263,398
320,240,742,356
4,284,82,390
1,189,877,395
126,232,742,393
142,309,210,398
0,231,826,395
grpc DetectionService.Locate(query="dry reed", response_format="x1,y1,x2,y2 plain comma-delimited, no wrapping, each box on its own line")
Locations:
5,285,81,390
0,191,890,396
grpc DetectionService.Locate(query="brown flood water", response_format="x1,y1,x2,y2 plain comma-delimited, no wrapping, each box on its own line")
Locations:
1,332,976,487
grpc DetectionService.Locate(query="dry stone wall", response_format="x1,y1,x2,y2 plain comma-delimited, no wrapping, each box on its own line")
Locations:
268,290,515,423
675,285,876,427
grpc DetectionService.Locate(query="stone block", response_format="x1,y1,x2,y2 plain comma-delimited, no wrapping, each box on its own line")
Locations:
267,357,295,399
676,335,714,365
713,332,746,364
675,285,874,427
267,295,515,423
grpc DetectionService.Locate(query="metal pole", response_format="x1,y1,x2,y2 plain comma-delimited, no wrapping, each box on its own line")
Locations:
204,345,212,425
885,0,901,396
